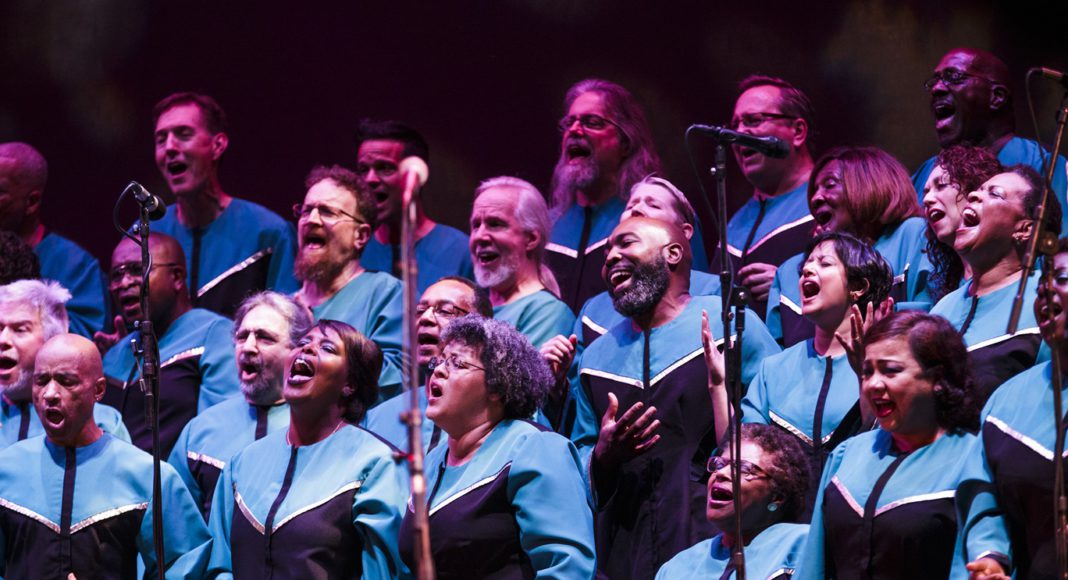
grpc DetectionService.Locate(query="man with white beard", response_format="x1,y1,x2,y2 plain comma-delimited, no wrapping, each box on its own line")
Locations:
168,291,312,519
469,176,574,350
292,165,404,402
0,279,127,447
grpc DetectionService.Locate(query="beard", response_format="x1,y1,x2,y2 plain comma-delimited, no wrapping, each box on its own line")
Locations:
610,256,670,318
473,253,519,290
1,369,33,404
551,152,601,208
239,360,284,405
294,246,348,285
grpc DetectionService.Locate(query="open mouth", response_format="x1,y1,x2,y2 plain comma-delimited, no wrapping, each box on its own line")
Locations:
960,207,980,228
428,379,444,398
607,267,633,291
800,279,821,299
239,359,262,380
166,161,189,178
926,206,946,224
417,332,439,346
0,357,17,372
475,249,500,267
43,409,64,425
288,357,314,385
932,99,956,130
301,230,328,250
871,399,895,418
708,484,734,505
1039,300,1064,321
738,146,759,160
565,140,592,162
813,207,833,227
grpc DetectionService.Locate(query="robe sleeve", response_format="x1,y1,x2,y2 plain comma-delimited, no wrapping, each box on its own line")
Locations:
765,270,785,343
95,402,132,443
197,318,241,412
507,431,596,579
167,421,203,519
795,439,847,580
741,359,772,425
366,279,405,401
205,461,237,579
739,307,782,387
138,463,213,579
515,297,576,351
955,413,1012,572
351,451,412,579
266,222,300,294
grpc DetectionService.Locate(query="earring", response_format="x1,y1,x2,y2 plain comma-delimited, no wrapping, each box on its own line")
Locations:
767,503,779,513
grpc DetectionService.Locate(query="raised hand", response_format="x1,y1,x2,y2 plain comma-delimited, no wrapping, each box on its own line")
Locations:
540,334,578,401
92,315,128,356
593,392,660,470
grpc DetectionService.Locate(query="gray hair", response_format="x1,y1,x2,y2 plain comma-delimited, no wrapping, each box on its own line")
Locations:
631,175,697,227
0,279,70,339
232,291,313,347
441,315,553,419
474,176,560,297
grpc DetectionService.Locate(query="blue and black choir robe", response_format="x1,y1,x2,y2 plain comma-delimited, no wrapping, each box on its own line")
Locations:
398,419,596,579
913,136,1068,233
930,270,1047,401
716,182,815,319
362,387,442,455
101,307,240,457
0,432,211,579
0,397,130,447
35,231,107,337
207,423,410,579
742,340,863,521
547,197,711,313
362,223,474,295
493,289,576,350
309,270,404,403
573,294,781,580
655,523,809,580
154,198,299,318
957,361,1064,579
168,396,289,520
767,217,932,347
797,428,975,580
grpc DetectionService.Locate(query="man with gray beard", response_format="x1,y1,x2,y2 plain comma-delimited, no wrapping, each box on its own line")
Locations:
168,291,312,519
292,165,404,401
545,79,709,313
571,217,779,579
0,279,128,447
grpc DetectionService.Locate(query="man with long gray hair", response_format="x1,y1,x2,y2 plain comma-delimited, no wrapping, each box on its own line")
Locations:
168,291,312,519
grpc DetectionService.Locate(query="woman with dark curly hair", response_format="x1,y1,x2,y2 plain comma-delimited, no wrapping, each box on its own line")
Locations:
656,424,811,579
207,320,410,578
398,315,595,578
921,145,1001,300
797,311,981,579
767,146,932,347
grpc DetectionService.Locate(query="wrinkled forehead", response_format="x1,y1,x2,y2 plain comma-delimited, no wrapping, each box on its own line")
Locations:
0,301,41,325
611,217,671,245
420,280,476,309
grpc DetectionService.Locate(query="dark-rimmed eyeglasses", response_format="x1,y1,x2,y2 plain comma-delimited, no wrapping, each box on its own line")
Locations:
707,456,771,481
558,113,623,134
415,302,470,322
108,262,182,286
428,353,485,374
292,203,363,224
924,68,994,91
728,112,797,131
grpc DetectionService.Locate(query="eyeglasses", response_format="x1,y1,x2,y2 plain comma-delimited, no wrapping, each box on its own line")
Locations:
924,68,994,90
728,112,797,131
558,113,624,134
706,456,771,481
415,302,470,322
292,203,363,224
108,262,182,286
428,353,485,374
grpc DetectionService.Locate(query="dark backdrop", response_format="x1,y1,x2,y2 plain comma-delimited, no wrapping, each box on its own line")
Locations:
2,0,1067,265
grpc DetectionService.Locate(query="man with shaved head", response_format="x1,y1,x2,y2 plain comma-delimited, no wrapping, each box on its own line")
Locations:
0,142,107,338
914,47,1067,230
0,334,210,577
568,217,780,579
101,232,239,456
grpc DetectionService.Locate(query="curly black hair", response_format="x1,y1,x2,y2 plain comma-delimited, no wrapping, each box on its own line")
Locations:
724,424,811,523
0,231,40,284
863,311,980,431
440,315,552,419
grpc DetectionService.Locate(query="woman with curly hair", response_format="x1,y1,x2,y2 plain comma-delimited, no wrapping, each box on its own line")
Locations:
921,145,1001,300
656,424,811,579
797,311,981,579
767,146,932,347
398,315,595,578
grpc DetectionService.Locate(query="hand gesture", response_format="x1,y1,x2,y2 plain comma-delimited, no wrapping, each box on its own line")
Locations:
737,262,777,303
702,310,726,393
92,315,128,356
965,556,1009,580
540,334,578,400
593,392,660,470
834,297,894,377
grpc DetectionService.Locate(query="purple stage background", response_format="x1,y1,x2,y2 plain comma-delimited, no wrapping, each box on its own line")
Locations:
1,1,1066,265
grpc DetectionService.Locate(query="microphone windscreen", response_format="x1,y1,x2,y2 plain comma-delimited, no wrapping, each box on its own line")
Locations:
399,157,429,188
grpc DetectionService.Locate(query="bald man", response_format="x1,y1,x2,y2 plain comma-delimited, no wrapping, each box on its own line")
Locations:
914,47,1068,230
101,233,239,457
0,142,108,338
568,217,780,579
0,334,210,578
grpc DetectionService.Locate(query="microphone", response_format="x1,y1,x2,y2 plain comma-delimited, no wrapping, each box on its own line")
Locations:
689,124,791,159
126,181,167,221
1034,67,1068,88
399,157,429,207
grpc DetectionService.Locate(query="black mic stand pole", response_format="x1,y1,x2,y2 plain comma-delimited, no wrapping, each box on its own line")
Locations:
1006,88,1068,579
711,142,748,580
399,167,435,580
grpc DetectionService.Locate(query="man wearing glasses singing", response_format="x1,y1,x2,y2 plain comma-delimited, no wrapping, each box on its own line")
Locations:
546,79,710,314
912,47,1067,231
150,92,298,319
721,75,817,318
292,165,404,403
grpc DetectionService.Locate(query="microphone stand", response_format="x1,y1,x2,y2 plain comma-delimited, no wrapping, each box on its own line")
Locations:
399,169,435,580
114,182,165,580
1006,88,1068,579
711,141,748,580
